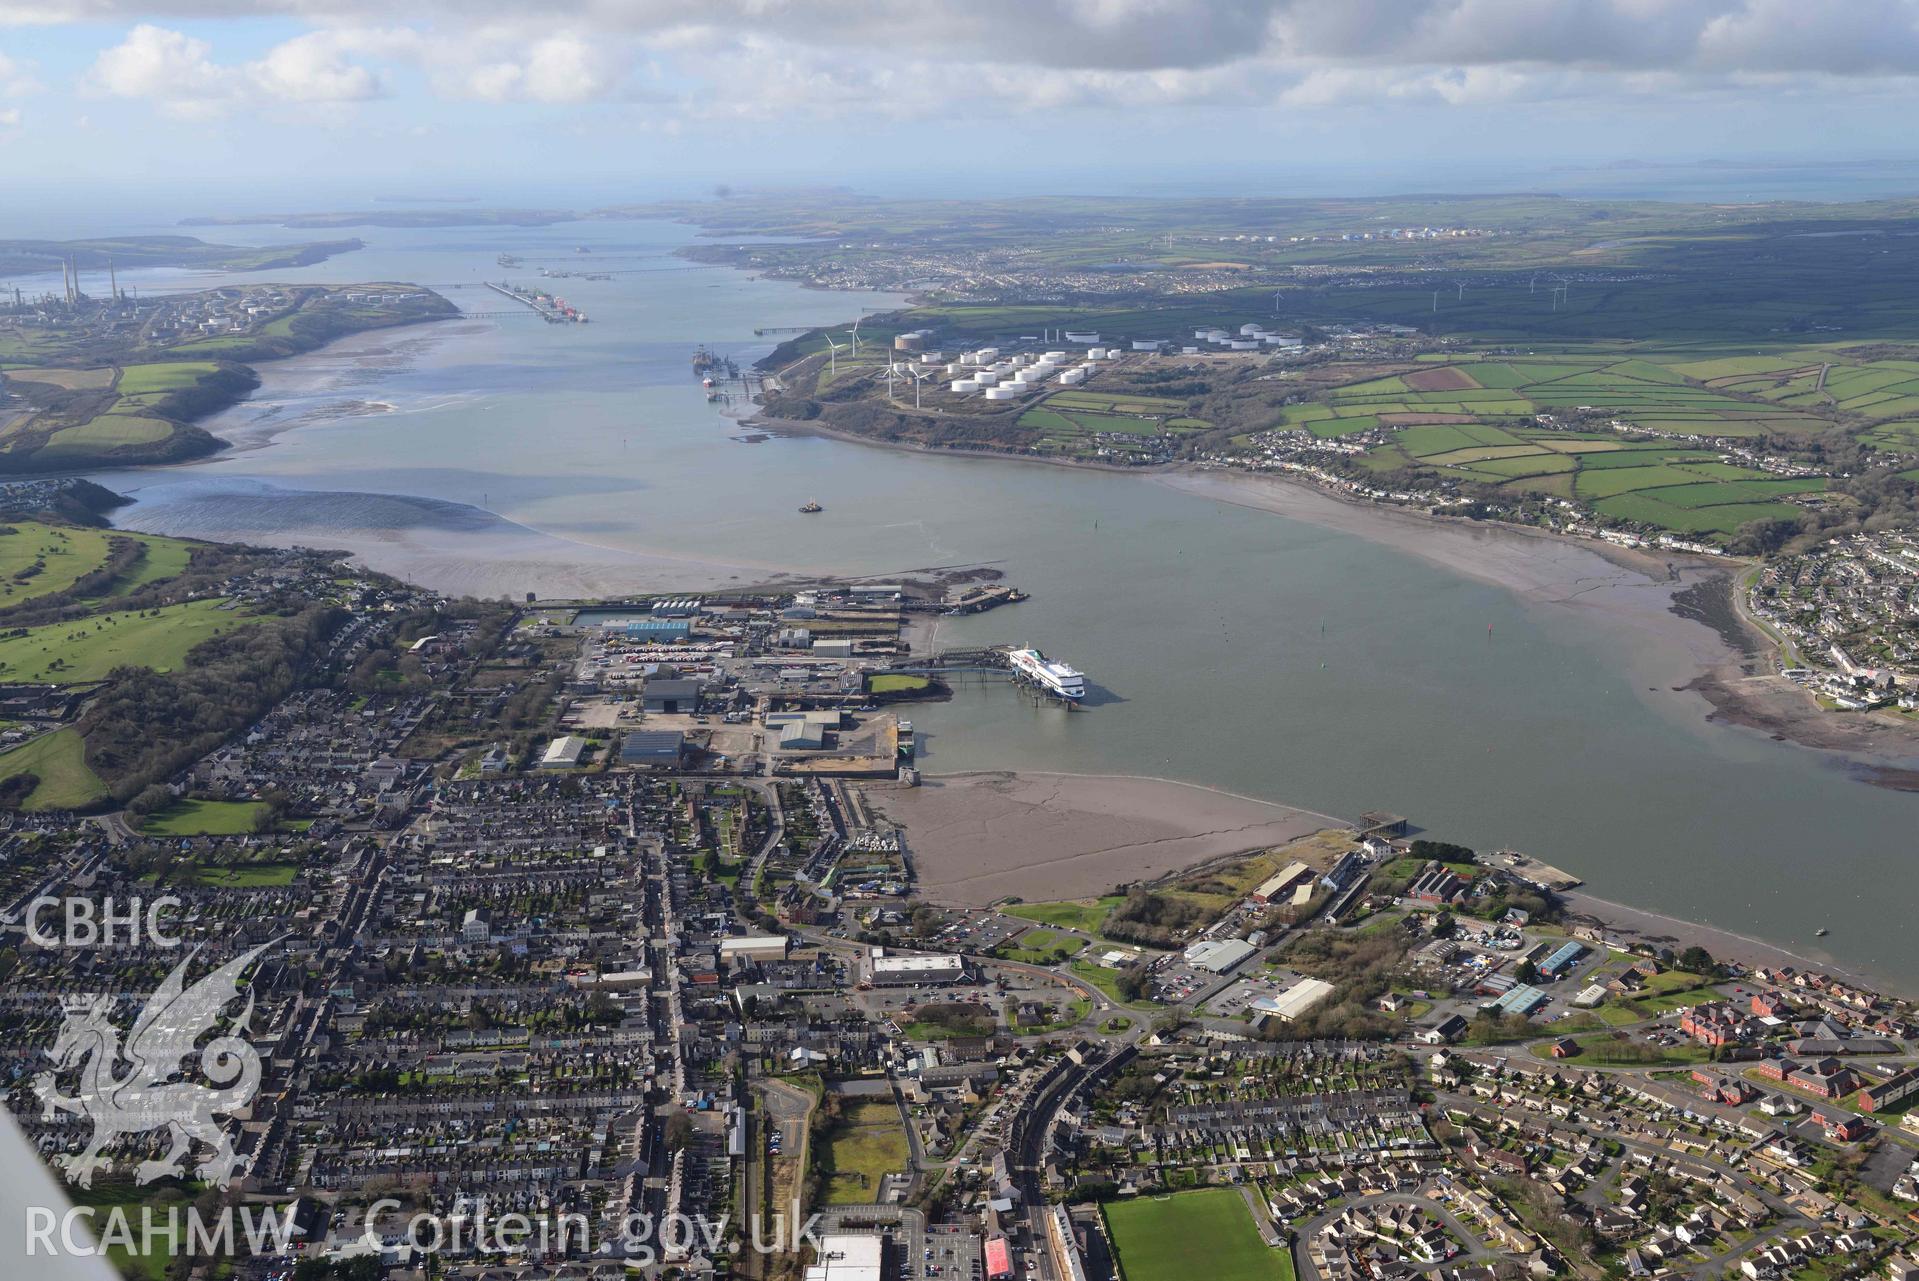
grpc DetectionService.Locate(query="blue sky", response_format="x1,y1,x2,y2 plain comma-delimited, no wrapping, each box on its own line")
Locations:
4,2,1919,210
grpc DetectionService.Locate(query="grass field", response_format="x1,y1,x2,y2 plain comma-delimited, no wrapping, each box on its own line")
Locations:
1069,959,1157,1007
1279,345,1919,539
63,1178,192,1281
999,927,1085,966
192,862,300,887
0,727,107,810
1104,1189,1291,1281
43,413,176,452
869,673,931,693
141,798,270,836
1293,365,1836,540
112,532,196,593
0,599,261,684
114,360,222,395
1529,1032,1714,1066
821,1098,911,1204
6,366,115,391
1003,897,1123,933
0,522,196,607
0,522,118,605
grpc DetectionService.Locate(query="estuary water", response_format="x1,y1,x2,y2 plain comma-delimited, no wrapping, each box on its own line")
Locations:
87,219,1919,990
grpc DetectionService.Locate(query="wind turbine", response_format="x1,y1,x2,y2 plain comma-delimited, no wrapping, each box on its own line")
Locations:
823,334,841,377
884,361,899,401
849,316,863,355
907,366,932,409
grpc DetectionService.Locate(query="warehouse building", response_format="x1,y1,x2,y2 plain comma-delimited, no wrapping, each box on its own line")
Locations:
1484,983,1550,1017
1536,940,1588,979
620,730,685,768
1251,860,1315,904
1251,976,1336,1023
1183,937,1256,974
766,709,843,750
539,735,588,769
641,677,703,714
618,618,692,642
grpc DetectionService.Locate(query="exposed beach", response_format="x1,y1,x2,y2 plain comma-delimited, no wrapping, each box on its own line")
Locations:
879,770,1341,905
110,479,803,599
889,768,1913,998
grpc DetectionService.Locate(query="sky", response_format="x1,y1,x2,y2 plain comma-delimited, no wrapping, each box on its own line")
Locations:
4,0,1919,211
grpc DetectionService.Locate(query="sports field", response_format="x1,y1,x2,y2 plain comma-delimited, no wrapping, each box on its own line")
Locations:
1104,1189,1291,1281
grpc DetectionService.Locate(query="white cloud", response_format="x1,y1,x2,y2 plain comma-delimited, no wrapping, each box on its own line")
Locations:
54,1,1919,128
244,29,394,102
445,32,612,104
0,48,41,96
85,23,235,117
86,22,401,116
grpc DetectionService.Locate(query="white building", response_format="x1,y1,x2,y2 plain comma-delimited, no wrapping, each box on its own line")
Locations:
1183,937,1256,973
1252,977,1335,1023
806,1236,884,1281
719,935,790,962
540,735,588,769
868,951,966,986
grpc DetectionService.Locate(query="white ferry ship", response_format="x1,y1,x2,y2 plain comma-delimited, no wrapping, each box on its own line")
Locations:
1006,646,1086,701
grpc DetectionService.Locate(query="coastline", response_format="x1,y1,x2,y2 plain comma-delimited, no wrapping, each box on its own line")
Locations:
1558,888,1904,1000
19,292,460,479
894,768,1914,1000
747,413,1164,476
85,257,1919,998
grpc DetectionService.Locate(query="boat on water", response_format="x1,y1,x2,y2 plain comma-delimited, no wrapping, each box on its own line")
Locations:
1006,646,1086,701
799,500,823,514
1816,927,1830,937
